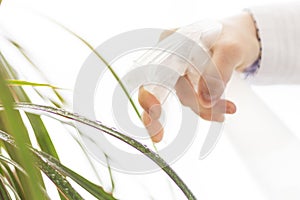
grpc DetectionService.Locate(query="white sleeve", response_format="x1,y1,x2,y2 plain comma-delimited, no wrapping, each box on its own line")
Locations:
248,2,300,85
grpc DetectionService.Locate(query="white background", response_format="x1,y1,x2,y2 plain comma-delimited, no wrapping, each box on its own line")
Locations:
1,0,300,199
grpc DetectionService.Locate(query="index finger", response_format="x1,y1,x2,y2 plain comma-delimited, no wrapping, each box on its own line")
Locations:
138,86,161,120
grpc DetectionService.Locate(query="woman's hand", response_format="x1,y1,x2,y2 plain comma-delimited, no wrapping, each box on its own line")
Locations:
138,12,261,142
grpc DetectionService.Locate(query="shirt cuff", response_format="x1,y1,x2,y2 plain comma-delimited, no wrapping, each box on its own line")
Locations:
247,2,300,85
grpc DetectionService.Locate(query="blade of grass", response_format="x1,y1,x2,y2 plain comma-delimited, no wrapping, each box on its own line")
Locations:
0,52,60,159
0,51,68,200
2,21,193,199
32,87,63,108
0,53,48,199
0,130,14,145
8,30,133,197
0,155,25,174
4,39,105,200
6,22,161,193
2,180,21,200
6,38,65,104
0,175,12,200
6,79,62,89
34,149,116,200
65,127,103,185
105,155,115,193
9,103,196,200
41,15,161,166
0,127,115,200
44,17,141,119
0,51,60,164
38,16,162,157
0,64,46,200
0,163,24,200
33,151,84,200
0,141,25,200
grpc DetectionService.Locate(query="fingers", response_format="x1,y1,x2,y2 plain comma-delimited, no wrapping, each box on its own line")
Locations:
138,86,164,142
199,99,236,122
142,111,164,143
198,42,241,108
175,75,200,114
138,74,237,143
138,86,161,119
175,75,236,122
138,29,242,141
198,72,226,108
137,28,177,143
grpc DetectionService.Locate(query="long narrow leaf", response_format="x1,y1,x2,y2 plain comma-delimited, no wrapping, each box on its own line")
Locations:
0,127,115,200
0,54,46,200
2,180,21,200
0,51,68,200
6,38,65,104
0,155,25,174
45,17,141,119
35,149,116,200
34,152,84,200
0,130,79,200
42,15,161,158
0,175,12,200
105,155,115,193
1,42,63,161
8,102,196,200
0,163,24,200
6,79,62,89
66,128,103,185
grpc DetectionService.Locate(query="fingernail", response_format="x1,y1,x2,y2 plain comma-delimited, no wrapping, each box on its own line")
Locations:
227,105,236,114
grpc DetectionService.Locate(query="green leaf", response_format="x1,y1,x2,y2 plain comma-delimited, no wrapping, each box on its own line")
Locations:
10,102,196,200
0,50,67,200
35,149,116,200
0,57,46,200
105,155,115,193
0,128,115,200
0,175,12,200
0,52,61,153
41,16,159,157
0,46,61,162
67,129,103,185
6,38,66,105
45,17,141,119
0,155,26,174
6,79,62,89
33,151,84,200
0,144,25,200
0,163,24,200
1,180,21,200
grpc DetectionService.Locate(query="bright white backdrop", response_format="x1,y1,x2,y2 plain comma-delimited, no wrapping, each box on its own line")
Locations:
1,0,300,199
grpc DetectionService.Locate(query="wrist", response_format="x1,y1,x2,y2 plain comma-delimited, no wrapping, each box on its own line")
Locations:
236,12,261,73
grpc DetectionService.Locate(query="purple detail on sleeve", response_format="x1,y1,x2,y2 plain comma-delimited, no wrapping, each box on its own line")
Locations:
243,10,262,79
244,59,259,78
